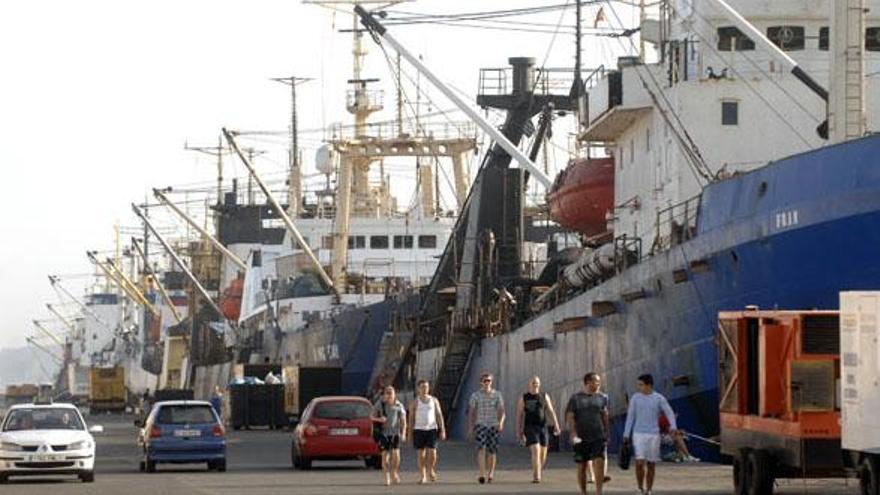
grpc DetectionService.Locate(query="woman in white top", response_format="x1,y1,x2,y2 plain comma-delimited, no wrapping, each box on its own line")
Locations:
407,379,446,484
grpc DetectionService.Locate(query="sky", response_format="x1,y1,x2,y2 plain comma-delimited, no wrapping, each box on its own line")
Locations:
0,0,638,350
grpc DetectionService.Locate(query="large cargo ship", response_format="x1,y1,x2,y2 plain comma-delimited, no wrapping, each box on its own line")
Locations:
353,0,880,461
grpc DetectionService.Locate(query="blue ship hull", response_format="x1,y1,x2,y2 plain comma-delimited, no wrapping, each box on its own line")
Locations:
440,134,880,460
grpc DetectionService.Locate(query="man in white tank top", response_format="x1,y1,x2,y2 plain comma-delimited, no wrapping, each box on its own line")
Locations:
407,379,446,484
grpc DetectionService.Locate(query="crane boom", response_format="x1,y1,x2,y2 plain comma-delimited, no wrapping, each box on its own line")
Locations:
131,203,225,319
222,128,337,294
48,275,114,333
131,237,184,324
33,320,66,347
353,5,553,188
153,189,247,271
26,337,63,363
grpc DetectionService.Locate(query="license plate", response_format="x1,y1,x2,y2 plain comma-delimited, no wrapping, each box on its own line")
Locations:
174,429,202,437
30,454,60,462
330,428,358,436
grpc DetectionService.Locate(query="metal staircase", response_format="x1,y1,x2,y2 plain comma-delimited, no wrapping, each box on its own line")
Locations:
434,332,478,425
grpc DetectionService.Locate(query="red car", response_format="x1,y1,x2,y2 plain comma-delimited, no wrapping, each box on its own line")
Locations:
291,396,380,470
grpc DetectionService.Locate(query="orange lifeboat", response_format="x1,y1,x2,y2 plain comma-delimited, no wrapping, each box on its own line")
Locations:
546,157,615,237
219,275,245,321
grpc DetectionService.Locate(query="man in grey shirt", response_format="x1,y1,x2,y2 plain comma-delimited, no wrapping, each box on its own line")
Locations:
566,372,610,495
372,386,407,486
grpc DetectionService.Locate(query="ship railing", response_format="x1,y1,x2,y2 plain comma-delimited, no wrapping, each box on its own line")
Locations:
478,66,606,97
345,89,384,112
653,194,702,253
328,120,477,143
614,234,642,272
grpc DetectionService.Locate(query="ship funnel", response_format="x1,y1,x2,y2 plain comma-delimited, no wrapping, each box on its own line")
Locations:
508,57,536,97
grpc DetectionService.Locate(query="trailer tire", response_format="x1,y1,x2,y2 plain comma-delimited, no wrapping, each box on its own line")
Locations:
746,449,775,495
734,449,750,495
861,455,880,495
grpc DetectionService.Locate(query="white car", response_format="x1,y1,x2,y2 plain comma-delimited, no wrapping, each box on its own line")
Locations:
0,402,102,483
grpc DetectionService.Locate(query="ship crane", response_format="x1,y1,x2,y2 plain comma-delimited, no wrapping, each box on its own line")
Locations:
704,0,832,138
86,251,160,318
25,336,63,364
152,188,248,272
131,203,227,322
44,304,78,339
222,128,338,296
33,319,67,347
130,237,184,324
353,4,553,189
48,275,115,334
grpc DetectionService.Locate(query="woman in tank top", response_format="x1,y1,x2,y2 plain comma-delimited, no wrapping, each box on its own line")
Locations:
516,376,561,483
408,379,446,484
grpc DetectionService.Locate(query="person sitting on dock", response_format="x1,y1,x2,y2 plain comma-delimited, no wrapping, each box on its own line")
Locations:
623,374,677,495
467,372,505,484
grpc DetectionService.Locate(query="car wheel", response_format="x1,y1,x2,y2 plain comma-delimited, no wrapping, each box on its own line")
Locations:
208,459,227,472
80,471,95,483
300,456,312,470
146,458,157,473
366,456,382,470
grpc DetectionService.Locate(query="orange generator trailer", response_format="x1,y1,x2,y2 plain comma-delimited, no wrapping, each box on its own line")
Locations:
717,309,846,495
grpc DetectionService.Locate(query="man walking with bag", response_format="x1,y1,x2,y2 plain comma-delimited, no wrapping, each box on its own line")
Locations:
623,374,676,495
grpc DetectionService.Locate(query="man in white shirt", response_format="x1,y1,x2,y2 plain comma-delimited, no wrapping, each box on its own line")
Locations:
407,380,446,484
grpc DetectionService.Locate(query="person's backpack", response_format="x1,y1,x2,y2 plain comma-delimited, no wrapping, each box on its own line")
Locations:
372,402,387,443
618,438,632,470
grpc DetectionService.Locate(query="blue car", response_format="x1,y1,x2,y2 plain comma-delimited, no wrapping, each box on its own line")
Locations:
138,400,226,473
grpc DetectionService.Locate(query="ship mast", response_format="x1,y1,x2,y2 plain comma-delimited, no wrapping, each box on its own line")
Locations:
305,0,477,294
271,75,312,217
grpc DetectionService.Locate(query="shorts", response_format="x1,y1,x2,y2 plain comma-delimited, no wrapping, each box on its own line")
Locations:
413,429,438,450
573,438,607,463
377,434,400,451
632,432,661,463
523,426,547,447
474,424,499,454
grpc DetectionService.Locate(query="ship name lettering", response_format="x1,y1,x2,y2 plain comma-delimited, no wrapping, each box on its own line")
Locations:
775,209,799,229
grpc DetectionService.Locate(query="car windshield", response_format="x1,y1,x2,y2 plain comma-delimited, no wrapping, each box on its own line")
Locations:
3,408,84,431
313,402,371,420
155,405,216,425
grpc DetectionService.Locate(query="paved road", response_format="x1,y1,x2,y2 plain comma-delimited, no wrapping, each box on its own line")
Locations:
1,415,861,494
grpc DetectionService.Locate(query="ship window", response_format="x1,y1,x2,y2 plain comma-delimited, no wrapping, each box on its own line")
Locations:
717,26,755,51
370,235,389,249
322,236,334,249
767,26,805,51
418,235,437,249
347,235,366,249
722,101,739,126
393,235,413,249
868,27,880,51
819,27,829,51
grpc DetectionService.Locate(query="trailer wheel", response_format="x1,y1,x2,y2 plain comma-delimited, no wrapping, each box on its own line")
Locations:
861,455,880,495
734,449,750,495
746,449,775,495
